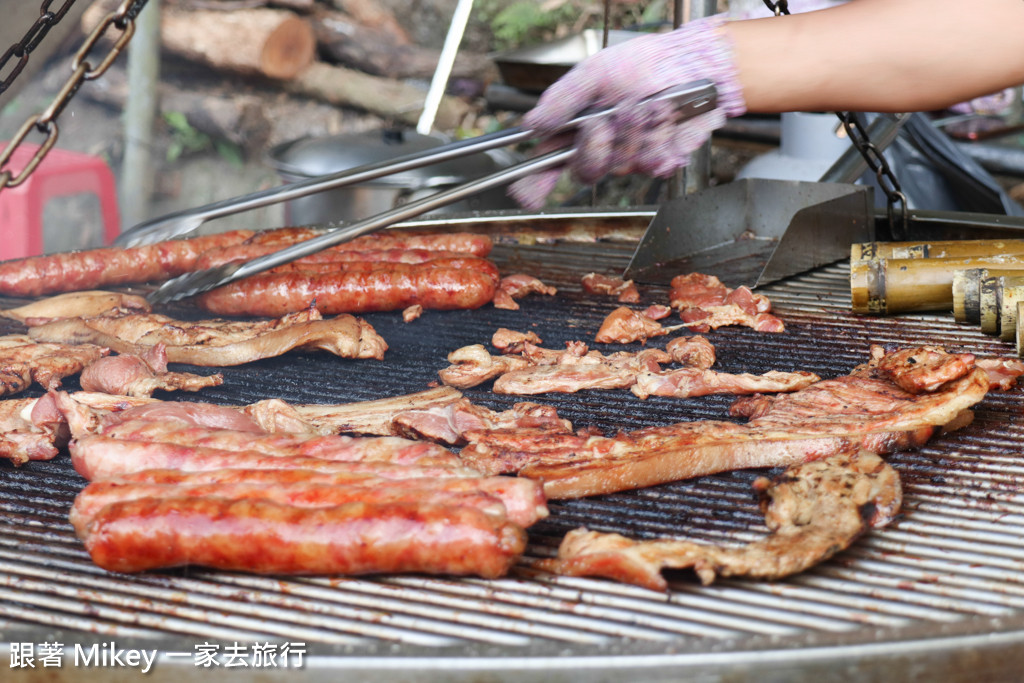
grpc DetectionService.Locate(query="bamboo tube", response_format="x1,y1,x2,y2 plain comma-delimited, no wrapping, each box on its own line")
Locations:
852,239,1024,262
996,278,1024,341
979,275,1001,335
952,268,1024,324
1017,301,1024,356
851,254,1024,314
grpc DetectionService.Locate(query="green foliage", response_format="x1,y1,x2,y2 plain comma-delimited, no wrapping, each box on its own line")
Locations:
478,1,673,52
489,2,579,50
163,111,243,167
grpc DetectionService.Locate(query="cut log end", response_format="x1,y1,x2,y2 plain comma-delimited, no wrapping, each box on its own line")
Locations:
261,16,317,80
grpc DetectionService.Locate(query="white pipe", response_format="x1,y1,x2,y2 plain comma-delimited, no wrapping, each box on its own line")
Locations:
416,0,474,136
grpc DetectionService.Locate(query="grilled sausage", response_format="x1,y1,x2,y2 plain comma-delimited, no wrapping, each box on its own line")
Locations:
194,229,494,269
263,256,498,275
76,467,548,528
196,247,478,270
70,479,508,538
0,230,254,297
81,497,526,578
196,264,499,317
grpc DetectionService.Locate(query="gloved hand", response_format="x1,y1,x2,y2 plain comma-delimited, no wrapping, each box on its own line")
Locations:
508,15,747,209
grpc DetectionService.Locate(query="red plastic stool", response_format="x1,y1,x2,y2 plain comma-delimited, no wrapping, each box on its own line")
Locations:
0,143,120,259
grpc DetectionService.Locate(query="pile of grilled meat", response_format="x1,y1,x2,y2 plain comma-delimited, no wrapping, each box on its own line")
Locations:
0,227,1020,591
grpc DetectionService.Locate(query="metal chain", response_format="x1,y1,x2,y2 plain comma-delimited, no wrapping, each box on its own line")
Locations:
761,0,909,237
0,0,149,191
0,1,81,98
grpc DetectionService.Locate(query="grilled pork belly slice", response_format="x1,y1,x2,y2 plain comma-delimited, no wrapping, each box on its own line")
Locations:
631,368,820,399
70,437,479,482
92,420,466,468
393,398,573,445
0,396,67,464
491,328,542,354
27,306,387,365
0,291,150,322
976,357,1024,390
595,307,670,344
665,336,716,369
438,344,532,388
79,344,223,397
460,347,989,499
273,386,465,436
0,335,109,397
497,273,557,300
539,450,900,591
669,272,784,333
581,273,640,304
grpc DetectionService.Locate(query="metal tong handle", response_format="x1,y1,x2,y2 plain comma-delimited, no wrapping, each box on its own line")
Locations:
146,81,719,304
119,79,717,248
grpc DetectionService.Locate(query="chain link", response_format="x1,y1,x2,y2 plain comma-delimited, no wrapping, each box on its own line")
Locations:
0,0,148,191
0,1,80,97
761,0,909,237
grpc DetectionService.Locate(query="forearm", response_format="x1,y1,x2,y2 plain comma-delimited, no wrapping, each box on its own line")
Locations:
729,0,1024,113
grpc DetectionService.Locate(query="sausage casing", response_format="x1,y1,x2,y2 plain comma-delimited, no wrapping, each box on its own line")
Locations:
82,497,526,578
196,264,499,317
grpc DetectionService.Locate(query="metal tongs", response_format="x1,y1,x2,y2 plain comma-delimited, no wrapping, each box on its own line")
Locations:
141,80,719,304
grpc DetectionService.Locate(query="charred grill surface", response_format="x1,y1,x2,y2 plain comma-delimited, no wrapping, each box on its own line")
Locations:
3,224,1024,677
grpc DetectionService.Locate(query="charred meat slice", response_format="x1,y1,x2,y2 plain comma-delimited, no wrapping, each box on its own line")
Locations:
539,450,900,591
460,347,989,499
0,335,109,396
28,307,388,365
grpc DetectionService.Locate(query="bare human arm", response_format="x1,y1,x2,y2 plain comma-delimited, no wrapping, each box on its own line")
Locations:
508,0,1024,208
732,0,1024,113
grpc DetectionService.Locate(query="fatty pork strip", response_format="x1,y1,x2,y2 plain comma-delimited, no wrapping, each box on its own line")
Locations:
441,336,813,398
79,345,223,398
539,450,901,591
669,273,785,333
492,274,558,311
631,368,820,399
0,230,254,297
27,306,388,365
581,273,641,304
91,419,466,467
0,335,109,396
595,307,675,344
0,396,67,464
0,291,151,322
458,346,989,499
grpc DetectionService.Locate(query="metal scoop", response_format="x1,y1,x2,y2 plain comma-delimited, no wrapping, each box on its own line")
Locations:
145,80,719,304
623,113,909,288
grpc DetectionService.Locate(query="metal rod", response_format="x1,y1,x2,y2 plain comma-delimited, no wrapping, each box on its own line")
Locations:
119,0,161,231
416,0,473,135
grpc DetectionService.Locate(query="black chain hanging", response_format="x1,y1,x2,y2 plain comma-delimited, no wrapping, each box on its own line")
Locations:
0,0,150,192
0,0,81,97
761,0,909,237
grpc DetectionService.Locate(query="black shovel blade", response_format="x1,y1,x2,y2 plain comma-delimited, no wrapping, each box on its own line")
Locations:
623,178,874,289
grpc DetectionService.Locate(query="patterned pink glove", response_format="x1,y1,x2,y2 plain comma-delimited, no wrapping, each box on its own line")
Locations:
509,15,747,209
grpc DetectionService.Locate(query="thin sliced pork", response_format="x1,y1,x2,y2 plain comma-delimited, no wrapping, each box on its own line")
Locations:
459,346,989,499
539,450,900,591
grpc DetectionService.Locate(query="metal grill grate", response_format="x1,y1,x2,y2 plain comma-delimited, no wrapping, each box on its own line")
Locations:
3,212,1024,680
